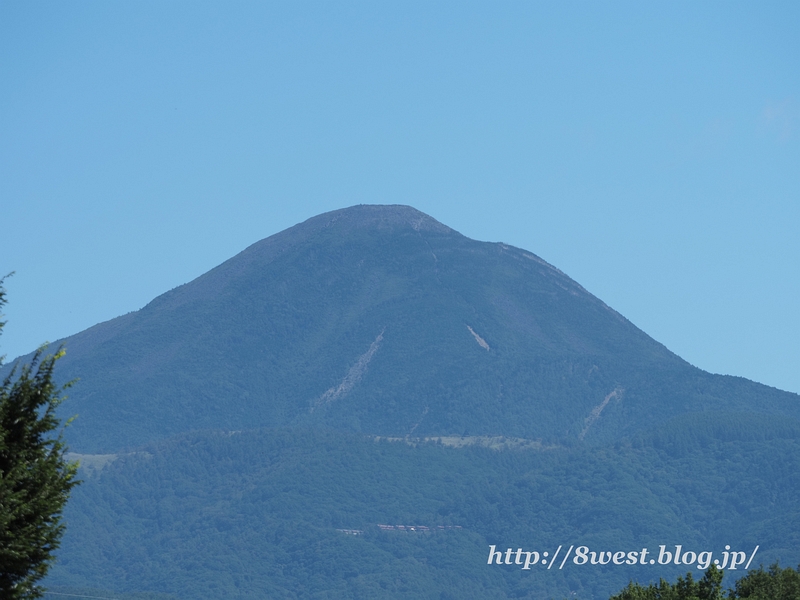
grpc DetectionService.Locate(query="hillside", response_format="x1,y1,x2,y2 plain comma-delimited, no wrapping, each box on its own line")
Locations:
3,205,799,598
4,205,797,453
49,419,800,599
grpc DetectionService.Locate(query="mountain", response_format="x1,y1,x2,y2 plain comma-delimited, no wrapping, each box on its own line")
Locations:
4,205,799,599
49,421,800,599
5,205,797,453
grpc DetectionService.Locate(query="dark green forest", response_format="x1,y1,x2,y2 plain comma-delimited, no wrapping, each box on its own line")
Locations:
610,563,800,599
46,415,800,599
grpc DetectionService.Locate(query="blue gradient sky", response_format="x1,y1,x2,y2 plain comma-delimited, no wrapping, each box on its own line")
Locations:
2,2,799,393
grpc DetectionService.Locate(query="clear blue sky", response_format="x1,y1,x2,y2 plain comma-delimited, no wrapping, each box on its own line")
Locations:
1,2,798,393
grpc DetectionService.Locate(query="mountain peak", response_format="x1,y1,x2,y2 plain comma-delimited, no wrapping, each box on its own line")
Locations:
292,204,455,236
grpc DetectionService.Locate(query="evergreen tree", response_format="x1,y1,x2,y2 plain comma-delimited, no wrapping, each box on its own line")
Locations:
728,563,800,600
610,565,724,600
0,276,80,599
610,564,800,600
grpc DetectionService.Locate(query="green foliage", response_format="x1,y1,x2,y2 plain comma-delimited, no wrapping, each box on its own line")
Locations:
44,423,800,599
0,278,80,599
728,563,800,599
610,566,724,600
609,564,800,600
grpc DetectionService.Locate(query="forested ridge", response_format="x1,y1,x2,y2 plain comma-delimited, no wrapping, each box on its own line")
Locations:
46,416,800,599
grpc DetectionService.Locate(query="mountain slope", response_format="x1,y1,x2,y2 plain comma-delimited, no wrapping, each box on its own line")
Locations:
6,204,798,599
5,205,798,452
49,420,800,599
